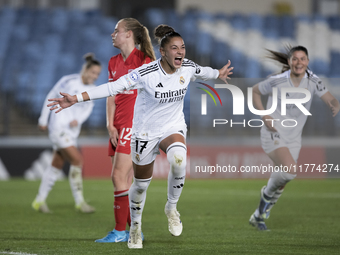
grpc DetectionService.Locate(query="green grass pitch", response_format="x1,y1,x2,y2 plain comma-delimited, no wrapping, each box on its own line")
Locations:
0,179,339,254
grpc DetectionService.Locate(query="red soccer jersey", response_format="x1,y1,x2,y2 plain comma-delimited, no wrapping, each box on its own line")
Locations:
108,48,151,126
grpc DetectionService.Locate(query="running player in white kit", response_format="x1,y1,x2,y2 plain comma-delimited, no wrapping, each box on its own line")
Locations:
249,46,340,230
47,24,233,249
32,53,101,213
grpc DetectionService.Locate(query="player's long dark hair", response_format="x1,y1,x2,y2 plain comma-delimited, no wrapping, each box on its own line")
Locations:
266,45,310,76
154,24,182,48
122,18,156,61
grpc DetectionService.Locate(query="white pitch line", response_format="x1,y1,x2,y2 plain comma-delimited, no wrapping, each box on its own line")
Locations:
0,252,38,255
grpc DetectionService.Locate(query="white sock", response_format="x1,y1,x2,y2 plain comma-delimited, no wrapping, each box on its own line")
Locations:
165,143,187,211
255,172,296,217
271,187,284,204
68,165,84,205
264,171,296,197
129,177,152,226
35,165,60,202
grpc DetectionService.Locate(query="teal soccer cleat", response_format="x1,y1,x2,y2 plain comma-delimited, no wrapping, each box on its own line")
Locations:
95,229,128,243
95,229,144,243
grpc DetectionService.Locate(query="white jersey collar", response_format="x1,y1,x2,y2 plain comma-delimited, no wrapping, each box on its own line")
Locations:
286,69,309,87
157,58,180,78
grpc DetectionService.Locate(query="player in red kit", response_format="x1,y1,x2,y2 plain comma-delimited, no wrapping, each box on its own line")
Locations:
95,18,156,243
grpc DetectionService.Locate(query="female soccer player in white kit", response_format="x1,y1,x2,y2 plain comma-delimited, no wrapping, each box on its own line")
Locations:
249,46,340,230
48,25,233,248
32,53,101,213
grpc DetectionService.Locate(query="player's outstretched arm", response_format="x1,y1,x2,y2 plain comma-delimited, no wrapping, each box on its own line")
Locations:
253,84,277,132
321,91,340,117
47,92,89,113
218,60,234,83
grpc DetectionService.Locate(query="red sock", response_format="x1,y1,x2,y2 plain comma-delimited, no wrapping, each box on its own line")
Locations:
114,190,129,231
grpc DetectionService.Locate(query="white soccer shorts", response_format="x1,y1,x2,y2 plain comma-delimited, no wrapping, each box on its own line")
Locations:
131,124,187,166
260,128,301,163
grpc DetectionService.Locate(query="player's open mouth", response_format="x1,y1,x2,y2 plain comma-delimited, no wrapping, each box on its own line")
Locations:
174,57,182,66
295,66,304,72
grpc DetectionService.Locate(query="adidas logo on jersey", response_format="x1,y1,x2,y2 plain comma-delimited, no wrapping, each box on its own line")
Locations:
156,83,163,88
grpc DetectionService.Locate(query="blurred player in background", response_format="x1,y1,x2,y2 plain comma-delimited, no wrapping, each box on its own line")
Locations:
95,18,155,243
47,24,233,249
32,53,101,213
249,46,340,230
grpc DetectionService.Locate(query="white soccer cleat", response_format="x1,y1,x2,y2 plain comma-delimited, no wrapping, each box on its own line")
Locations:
75,202,95,213
128,223,143,249
32,199,51,213
249,212,269,231
165,208,183,236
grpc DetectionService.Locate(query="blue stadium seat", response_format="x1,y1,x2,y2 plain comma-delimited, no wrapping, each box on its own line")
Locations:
229,49,246,76
328,16,340,31
245,57,261,78
248,14,264,32
279,15,295,38
180,11,198,48
230,13,248,31
0,7,16,66
68,9,86,26
144,8,165,29
211,40,230,68
16,72,33,105
214,12,229,21
330,52,340,77
50,8,69,33
311,60,329,76
32,92,47,116
99,17,118,35
263,15,279,39
195,30,213,57
165,8,181,31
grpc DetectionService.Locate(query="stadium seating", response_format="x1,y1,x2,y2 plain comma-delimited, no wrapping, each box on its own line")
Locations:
0,7,339,134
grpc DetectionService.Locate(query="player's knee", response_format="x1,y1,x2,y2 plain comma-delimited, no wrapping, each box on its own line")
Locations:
111,167,122,182
166,142,187,176
51,155,64,169
270,171,296,187
70,151,83,166
70,157,83,167
132,178,151,194
281,172,296,182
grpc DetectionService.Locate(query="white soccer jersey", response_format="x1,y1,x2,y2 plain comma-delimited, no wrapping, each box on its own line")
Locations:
39,74,95,138
258,70,328,142
87,58,219,138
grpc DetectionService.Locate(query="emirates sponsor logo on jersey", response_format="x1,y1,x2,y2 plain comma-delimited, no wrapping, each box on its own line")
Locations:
155,88,187,104
155,88,187,98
